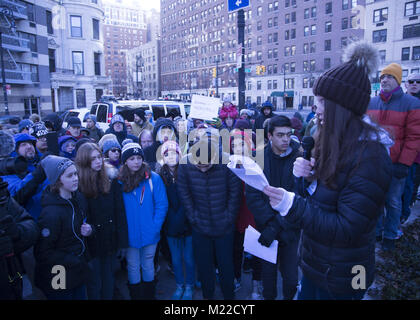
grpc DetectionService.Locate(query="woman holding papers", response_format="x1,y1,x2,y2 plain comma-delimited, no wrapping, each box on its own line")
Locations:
262,42,392,300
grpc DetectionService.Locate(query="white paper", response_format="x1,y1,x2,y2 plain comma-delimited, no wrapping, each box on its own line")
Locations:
227,155,269,191
188,95,220,121
244,225,278,264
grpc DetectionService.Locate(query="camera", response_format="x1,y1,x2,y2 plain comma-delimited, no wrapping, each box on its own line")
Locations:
0,156,27,176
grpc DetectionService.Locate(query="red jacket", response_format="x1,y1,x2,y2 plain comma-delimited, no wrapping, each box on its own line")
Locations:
236,183,256,233
367,87,420,166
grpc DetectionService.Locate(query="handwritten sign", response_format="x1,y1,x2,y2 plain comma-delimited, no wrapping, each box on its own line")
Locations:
189,95,220,121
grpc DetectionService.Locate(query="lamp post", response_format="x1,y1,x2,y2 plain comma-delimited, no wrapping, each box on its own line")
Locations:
135,54,143,99
1,6,16,115
282,63,286,111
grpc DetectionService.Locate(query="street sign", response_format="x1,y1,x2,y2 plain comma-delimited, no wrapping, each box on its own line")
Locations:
6,84,11,95
228,0,249,12
245,68,251,73
236,45,243,68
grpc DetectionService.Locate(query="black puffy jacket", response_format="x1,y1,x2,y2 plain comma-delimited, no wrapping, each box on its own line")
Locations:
286,140,392,295
0,197,39,300
246,140,301,245
177,153,241,237
34,188,90,294
85,179,129,258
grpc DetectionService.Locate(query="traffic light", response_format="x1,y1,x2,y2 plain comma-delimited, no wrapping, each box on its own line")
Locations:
261,65,266,75
256,65,261,75
212,67,217,78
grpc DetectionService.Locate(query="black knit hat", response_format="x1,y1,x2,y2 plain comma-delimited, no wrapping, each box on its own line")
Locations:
313,41,379,116
121,139,144,164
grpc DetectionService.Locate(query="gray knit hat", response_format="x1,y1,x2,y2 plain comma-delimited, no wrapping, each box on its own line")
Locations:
0,130,15,158
41,155,74,185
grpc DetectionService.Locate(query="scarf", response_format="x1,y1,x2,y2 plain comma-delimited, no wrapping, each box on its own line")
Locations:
379,86,400,103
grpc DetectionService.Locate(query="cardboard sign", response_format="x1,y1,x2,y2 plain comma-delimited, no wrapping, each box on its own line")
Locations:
189,95,220,121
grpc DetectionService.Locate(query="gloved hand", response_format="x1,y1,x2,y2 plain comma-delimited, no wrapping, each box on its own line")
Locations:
0,215,20,241
392,163,409,179
32,163,46,183
258,222,280,248
0,233,13,257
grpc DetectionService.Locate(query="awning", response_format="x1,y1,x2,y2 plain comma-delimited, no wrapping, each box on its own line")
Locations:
270,91,294,97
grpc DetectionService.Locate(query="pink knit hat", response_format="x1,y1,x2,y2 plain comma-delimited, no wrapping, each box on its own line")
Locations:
160,140,181,158
219,105,239,121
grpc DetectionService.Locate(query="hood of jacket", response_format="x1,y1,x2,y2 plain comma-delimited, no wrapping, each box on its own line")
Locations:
44,113,63,132
152,118,178,144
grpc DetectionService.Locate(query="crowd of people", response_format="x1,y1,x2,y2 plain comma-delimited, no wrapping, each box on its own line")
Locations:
0,41,419,301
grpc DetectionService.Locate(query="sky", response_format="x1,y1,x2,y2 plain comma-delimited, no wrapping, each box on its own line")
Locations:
105,0,160,11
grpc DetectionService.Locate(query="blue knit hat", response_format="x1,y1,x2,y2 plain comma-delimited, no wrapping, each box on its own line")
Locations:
103,139,121,155
18,119,34,133
14,133,36,150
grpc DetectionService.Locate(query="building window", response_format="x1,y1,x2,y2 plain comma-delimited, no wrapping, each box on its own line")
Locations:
94,52,101,75
413,46,420,60
311,25,316,35
273,80,278,89
403,23,420,39
341,37,348,48
324,58,331,70
290,62,296,73
326,2,332,14
373,8,388,23
257,81,261,90
309,96,314,106
291,45,296,56
304,26,309,37
310,42,316,53
311,7,317,18
373,29,387,43
70,15,82,37
342,18,348,30
325,21,332,33
285,30,290,40
257,36,262,45
325,39,331,51
267,80,272,90
304,9,309,19
310,60,316,71
46,10,53,35
379,50,386,63
93,19,100,40
76,89,86,108
303,43,309,54
49,49,56,73
72,51,84,75
405,1,420,16
26,3,35,22
402,47,410,61
302,96,308,107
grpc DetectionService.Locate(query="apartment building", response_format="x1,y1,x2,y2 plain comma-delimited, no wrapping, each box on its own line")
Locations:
0,0,52,116
102,0,148,97
46,0,110,111
126,39,161,99
160,0,365,109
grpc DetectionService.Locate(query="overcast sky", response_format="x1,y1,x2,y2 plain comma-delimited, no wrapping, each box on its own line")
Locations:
106,0,160,11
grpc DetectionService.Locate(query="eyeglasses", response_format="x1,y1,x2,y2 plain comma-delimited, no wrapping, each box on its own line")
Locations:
109,148,120,153
408,80,420,84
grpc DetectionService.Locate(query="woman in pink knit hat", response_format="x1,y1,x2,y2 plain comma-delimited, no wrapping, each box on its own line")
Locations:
219,103,239,132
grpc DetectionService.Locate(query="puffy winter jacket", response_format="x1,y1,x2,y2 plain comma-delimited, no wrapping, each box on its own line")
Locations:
367,87,420,166
177,153,242,237
84,179,129,258
285,140,392,295
34,188,90,294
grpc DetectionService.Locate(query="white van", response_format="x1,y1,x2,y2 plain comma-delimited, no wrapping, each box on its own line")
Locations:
89,100,191,131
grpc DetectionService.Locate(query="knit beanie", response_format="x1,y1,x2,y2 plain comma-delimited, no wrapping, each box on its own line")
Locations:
313,41,379,116
75,138,91,153
121,139,144,164
41,155,74,185
18,119,34,133
0,130,15,157
86,114,97,123
380,63,403,85
133,109,146,122
160,140,181,158
29,121,49,138
111,114,124,126
14,133,36,149
219,105,239,121
98,133,118,151
58,135,77,153
103,139,121,155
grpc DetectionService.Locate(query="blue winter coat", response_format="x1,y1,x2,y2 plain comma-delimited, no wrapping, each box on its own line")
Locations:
120,171,168,248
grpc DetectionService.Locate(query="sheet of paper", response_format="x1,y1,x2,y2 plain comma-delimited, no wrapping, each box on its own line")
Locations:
188,95,220,121
244,225,278,264
227,155,269,191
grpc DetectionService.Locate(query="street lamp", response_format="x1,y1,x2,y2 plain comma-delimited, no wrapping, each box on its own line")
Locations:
282,63,287,111
0,6,16,115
